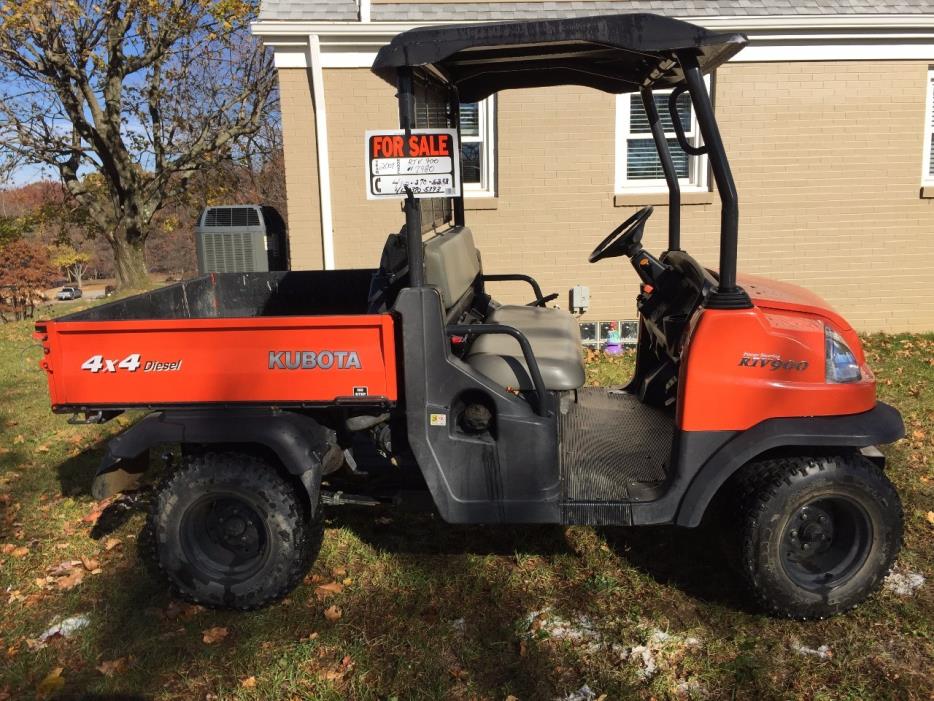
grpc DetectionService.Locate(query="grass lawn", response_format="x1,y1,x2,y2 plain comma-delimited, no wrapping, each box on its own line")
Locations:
0,307,931,700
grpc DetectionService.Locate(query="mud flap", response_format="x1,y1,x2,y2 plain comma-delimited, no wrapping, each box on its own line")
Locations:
91,453,148,500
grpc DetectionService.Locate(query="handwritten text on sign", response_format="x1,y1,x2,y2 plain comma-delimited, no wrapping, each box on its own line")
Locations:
365,129,461,200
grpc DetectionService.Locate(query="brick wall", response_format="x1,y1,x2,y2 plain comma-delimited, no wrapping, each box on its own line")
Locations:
278,68,324,269
278,61,934,331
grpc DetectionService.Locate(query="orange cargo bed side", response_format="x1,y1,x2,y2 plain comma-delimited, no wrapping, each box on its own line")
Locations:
35,314,398,410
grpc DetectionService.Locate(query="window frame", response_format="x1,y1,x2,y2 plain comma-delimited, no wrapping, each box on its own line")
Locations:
460,96,496,198
615,78,710,193
923,69,934,186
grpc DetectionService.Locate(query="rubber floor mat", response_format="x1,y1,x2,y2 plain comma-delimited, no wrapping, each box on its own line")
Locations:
560,388,673,502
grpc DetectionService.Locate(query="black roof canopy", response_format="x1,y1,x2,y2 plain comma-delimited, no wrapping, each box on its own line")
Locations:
372,14,747,102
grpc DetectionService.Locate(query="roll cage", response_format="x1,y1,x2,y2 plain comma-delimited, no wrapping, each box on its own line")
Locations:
372,12,753,309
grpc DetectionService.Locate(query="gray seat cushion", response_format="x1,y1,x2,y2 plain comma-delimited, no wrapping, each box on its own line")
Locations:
489,305,582,344
466,332,585,391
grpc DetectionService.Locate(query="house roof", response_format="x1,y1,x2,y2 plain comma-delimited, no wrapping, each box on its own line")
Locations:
258,0,934,23
371,14,746,101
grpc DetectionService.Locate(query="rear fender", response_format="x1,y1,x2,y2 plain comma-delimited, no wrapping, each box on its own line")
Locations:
93,410,340,506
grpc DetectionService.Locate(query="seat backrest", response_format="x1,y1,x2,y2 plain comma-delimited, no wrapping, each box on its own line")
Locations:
424,227,481,312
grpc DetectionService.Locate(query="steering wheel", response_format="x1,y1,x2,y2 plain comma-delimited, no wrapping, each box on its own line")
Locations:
588,206,654,263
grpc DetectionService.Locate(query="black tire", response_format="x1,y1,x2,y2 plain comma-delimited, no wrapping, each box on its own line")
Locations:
143,450,322,610
735,453,902,619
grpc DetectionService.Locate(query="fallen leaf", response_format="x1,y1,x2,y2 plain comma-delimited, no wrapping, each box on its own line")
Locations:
240,676,257,689
102,537,121,551
926,511,934,527
323,605,342,622
56,568,85,591
342,578,353,586
303,573,325,585
299,632,319,642
11,546,28,558
12,435,23,445
96,657,127,677
518,639,528,657
35,445,49,454
202,626,229,644
506,696,519,701
332,566,347,577
0,544,14,555
80,556,100,572
81,498,114,525
35,667,64,699
164,601,204,620
315,582,344,600
48,560,80,577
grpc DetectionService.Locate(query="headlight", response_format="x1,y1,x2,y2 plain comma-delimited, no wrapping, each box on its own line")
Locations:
824,325,861,383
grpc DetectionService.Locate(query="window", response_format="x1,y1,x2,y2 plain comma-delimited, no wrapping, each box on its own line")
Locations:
615,82,709,192
923,69,934,185
459,97,496,196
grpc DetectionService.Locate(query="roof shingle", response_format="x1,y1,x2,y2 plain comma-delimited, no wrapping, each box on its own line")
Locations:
257,0,934,24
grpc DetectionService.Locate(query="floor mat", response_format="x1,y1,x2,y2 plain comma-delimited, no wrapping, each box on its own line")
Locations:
560,388,673,502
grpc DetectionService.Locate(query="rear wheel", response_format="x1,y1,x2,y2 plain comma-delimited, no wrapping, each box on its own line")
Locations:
736,454,902,619
144,450,322,610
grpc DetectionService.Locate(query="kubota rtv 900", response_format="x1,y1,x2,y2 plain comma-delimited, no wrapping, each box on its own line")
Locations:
37,14,904,618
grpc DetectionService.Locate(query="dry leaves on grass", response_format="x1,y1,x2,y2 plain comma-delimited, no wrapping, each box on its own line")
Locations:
55,568,84,591
926,511,934,527
164,601,205,620
240,676,257,689
319,655,354,682
202,626,229,644
315,582,344,600
10,546,28,558
102,537,121,551
35,667,65,699
96,657,128,677
323,605,342,622
164,600,205,620
80,556,101,573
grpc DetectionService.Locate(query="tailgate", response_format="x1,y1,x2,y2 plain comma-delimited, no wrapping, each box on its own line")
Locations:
35,315,398,410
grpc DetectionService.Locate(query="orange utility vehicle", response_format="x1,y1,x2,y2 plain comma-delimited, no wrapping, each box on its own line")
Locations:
37,14,904,618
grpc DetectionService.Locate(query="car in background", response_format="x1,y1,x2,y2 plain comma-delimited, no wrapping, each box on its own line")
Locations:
57,286,83,301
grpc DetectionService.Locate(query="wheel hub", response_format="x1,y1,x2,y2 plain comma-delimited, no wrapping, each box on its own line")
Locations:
183,495,269,578
779,496,872,591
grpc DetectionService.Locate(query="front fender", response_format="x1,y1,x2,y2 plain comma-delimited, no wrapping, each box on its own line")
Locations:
675,401,904,527
92,410,339,502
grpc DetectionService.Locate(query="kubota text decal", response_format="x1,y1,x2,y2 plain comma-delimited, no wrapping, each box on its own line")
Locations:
268,351,362,370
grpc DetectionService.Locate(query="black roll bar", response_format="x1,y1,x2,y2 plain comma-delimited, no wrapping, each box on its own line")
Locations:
677,53,751,308
448,86,467,227
640,87,681,252
447,324,549,416
397,68,425,287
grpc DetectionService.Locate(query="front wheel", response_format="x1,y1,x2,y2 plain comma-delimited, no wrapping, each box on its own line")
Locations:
143,450,322,610
736,453,902,619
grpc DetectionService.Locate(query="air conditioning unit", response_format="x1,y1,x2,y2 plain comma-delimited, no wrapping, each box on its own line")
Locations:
195,205,289,273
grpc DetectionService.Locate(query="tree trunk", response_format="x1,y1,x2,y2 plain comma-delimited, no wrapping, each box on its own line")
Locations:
112,233,148,289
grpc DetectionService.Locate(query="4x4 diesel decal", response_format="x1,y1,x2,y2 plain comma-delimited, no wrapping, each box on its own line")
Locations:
738,353,809,371
80,354,182,373
268,350,362,370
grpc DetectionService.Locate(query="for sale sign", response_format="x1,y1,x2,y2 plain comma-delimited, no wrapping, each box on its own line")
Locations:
365,129,461,200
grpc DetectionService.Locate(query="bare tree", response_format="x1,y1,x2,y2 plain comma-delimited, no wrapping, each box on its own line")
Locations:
0,0,278,288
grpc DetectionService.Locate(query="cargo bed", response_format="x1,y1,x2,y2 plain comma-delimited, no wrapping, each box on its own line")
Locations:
35,271,398,412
